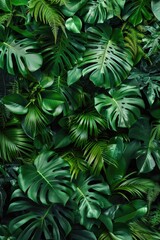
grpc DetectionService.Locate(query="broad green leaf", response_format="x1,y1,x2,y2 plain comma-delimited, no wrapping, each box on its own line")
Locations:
18,151,73,205
128,68,160,105
69,228,97,240
11,0,28,6
40,75,54,88
0,34,43,76
0,0,12,12
115,200,147,223
80,26,133,89
80,0,126,23
9,190,73,240
129,117,160,173
62,0,86,16
2,94,28,115
41,90,64,114
73,174,111,227
67,66,82,85
95,85,144,130
65,16,82,33
151,0,160,20
123,0,152,26
54,129,72,149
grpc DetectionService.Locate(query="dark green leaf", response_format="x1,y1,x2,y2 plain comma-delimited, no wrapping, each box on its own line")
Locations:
18,151,73,205
2,94,28,115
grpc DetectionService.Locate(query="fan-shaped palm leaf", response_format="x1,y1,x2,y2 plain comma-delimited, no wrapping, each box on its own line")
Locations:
84,140,122,175
18,151,73,205
113,175,155,199
80,25,133,89
0,127,33,162
69,111,107,147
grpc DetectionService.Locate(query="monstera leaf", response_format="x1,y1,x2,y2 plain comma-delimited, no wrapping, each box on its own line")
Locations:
8,189,73,240
129,117,160,173
128,68,160,105
151,0,160,21
73,173,111,228
0,28,42,76
95,85,145,130
18,151,73,205
80,25,133,89
80,0,126,23
123,0,152,26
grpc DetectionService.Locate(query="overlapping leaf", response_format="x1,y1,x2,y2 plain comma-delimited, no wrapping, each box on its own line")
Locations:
80,25,133,89
95,85,144,130
18,151,73,205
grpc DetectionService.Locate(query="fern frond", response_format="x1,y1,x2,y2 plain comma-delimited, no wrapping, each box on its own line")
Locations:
147,183,160,210
29,0,65,42
0,13,12,26
123,24,144,64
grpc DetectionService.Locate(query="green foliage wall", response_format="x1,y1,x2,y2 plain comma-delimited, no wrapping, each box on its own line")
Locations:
0,0,160,239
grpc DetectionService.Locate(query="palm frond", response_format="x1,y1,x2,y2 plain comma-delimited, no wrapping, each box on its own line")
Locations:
0,127,33,162
130,221,160,240
84,141,118,175
0,13,12,25
113,175,155,199
123,24,144,64
69,111,107,147
62,151,88,180
29,0,65,42
49,0,68,5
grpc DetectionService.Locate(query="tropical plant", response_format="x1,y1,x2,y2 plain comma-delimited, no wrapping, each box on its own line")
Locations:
0,0,160,239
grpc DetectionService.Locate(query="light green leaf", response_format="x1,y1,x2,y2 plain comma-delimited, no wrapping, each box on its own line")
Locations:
151,0,160,20
65,16,82,33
